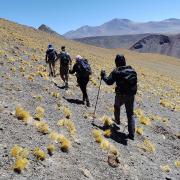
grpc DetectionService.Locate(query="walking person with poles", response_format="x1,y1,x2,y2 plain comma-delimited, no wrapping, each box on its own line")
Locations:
100,54,137,140
69,55,92,107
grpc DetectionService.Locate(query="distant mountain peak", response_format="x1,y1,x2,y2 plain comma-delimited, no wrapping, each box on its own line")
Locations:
38,24,61,36
164,18,180,21
111,18,132,22
63,18,180,39
103,18,132,26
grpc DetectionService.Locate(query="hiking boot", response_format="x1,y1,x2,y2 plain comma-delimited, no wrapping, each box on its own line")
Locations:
112,118,120,125
82,96,86,105
65,82,68,90
86,101,90,107
127,134,135,140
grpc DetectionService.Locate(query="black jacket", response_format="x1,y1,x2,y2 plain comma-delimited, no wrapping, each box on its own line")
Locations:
70,62,89,82
102,66,137,95
46,49,57,61
58,51,72,66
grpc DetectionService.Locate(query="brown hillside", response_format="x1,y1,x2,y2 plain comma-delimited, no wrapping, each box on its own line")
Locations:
0,19,180,180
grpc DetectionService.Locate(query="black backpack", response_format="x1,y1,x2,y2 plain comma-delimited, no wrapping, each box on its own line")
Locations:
47,49,56,60
117,66,137,94
60,52,70,66
78,59,92,76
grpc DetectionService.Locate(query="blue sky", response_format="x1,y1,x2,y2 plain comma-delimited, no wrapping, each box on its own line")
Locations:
0,0,180,34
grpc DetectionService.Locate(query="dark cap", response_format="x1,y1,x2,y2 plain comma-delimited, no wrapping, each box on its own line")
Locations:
61,46,65,51
115,54,126,67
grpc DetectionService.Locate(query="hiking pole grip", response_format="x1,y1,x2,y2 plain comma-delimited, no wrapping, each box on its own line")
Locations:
93,77,102,118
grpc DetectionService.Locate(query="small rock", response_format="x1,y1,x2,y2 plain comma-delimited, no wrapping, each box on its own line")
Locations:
80,168,92,178
162,135,166,140
2,153,8,157
10,111,14,115
74,138,81,145
108,155,120,168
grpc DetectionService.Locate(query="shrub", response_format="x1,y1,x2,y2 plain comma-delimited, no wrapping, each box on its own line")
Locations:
160,165,171,172
34,106,45,120
160,99,174,109
51,92,60,98
11,145,23,158
11,145,29,159
100,139,110,151
34,121,49,134
58,135,71,152
99,115,113,126
47,144,55,156
92,129,103,143
103,129,112,138
13,157,29,173
138,139,156,153
15,106,31,124
109,144,119,155
61,107,72,119
49,131,60,141
27,75,34,81
57,119,76,135
134,109,144,118
175,160,180,168
33,147,46,160
136,127,143,135
139,116,151,125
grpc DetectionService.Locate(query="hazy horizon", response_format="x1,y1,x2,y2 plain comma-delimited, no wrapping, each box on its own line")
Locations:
0,0,180,34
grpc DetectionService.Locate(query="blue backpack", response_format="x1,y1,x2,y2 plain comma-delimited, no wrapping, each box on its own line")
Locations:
78,59,92,76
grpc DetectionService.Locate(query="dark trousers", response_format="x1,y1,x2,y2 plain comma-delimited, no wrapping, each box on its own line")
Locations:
114,94,135,135
48,60,55,77
77,77,89,103
60,65,69,83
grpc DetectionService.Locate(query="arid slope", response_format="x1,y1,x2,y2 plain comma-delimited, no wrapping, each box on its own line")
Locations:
0,19,180,180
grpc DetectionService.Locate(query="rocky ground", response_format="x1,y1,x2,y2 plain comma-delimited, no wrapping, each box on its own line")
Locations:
0,19,180,180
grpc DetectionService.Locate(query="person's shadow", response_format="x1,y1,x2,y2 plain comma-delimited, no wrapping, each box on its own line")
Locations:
63,97,84,105
92,122,128,146
54,82,66,89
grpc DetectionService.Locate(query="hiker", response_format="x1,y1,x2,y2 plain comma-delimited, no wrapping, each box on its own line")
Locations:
69,55,92,107
55,46,72,89
100,54,137,140
45,44,58,77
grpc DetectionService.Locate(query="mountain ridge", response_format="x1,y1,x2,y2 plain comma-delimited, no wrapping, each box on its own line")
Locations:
63,18,180,38
38,24,62,37
74,34,150,49
130,34,180,58
75,33,180,59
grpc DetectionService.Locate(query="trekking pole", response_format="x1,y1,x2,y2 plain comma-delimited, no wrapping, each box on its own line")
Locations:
93,77,102,119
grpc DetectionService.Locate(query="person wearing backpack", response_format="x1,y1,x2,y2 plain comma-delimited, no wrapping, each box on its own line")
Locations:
56,46,72,89
69,55,92,107
100,54,137,140
45,44,58,77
